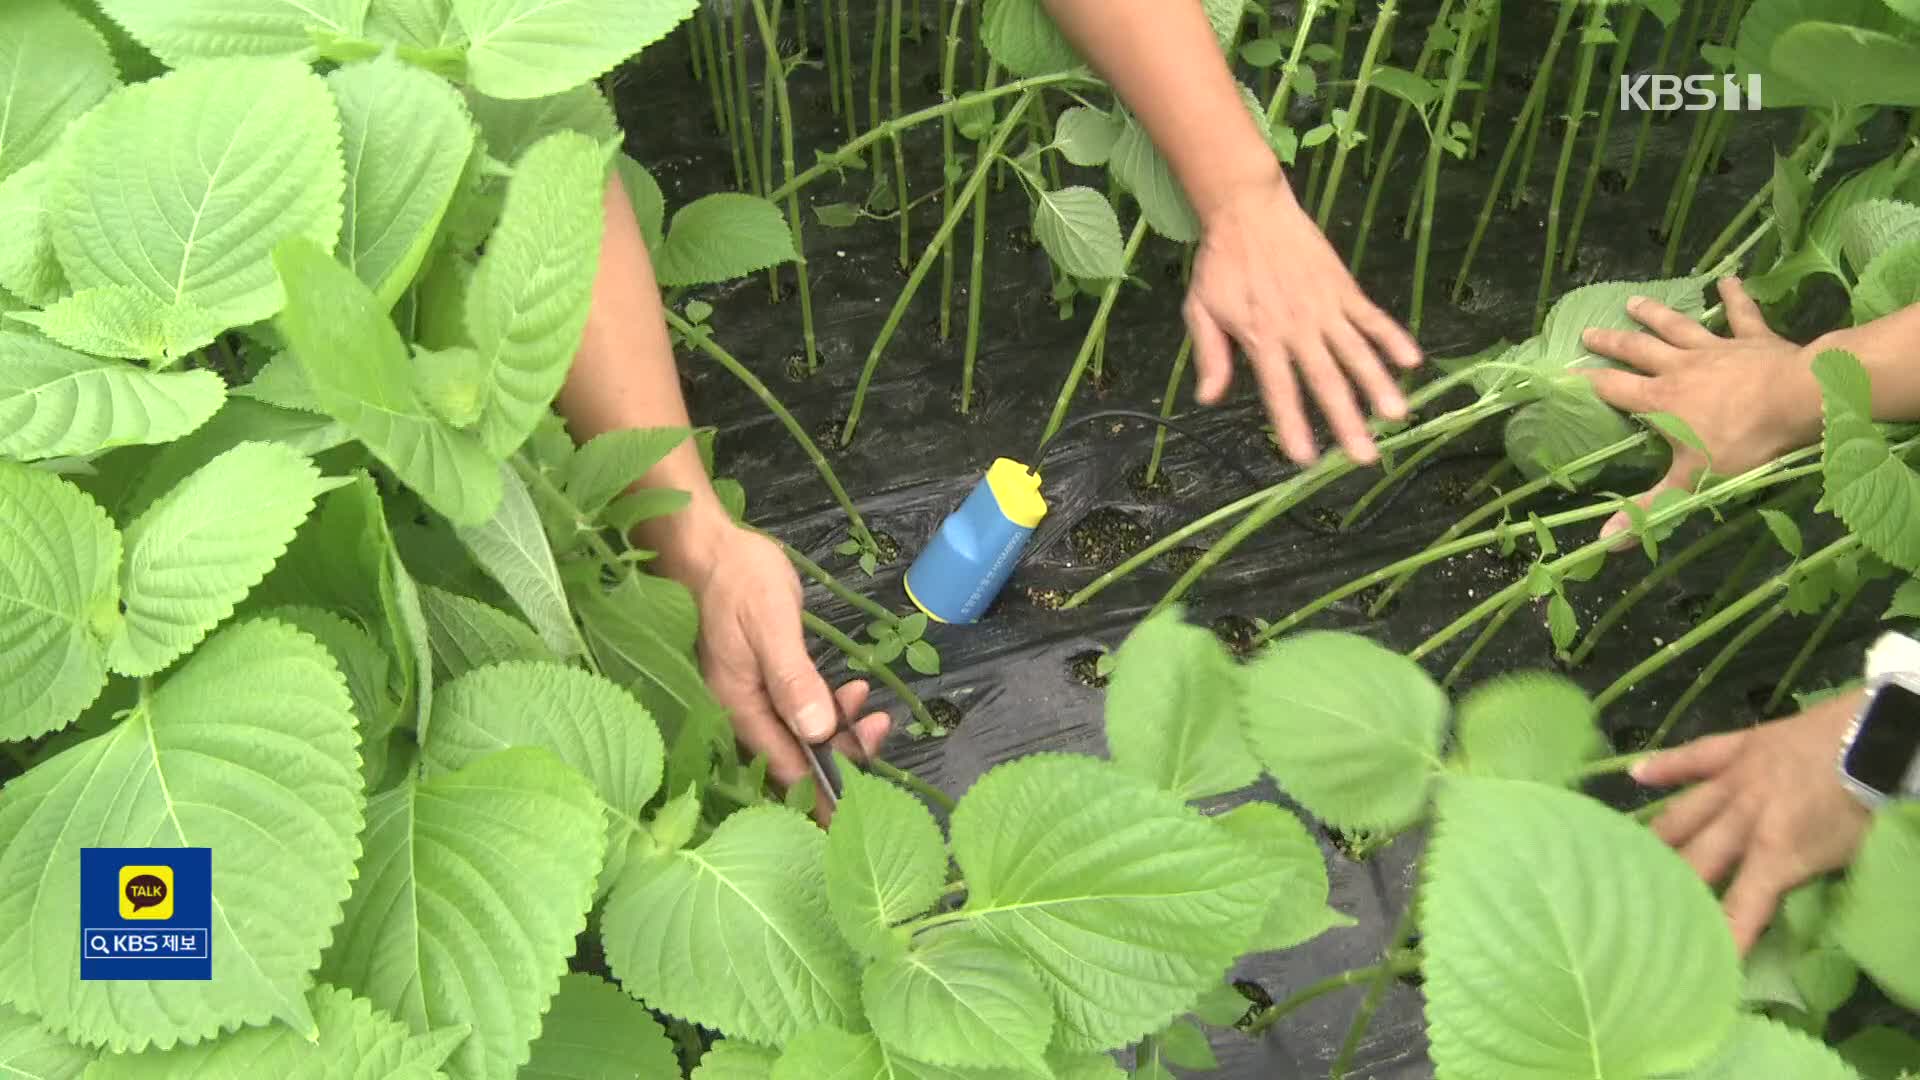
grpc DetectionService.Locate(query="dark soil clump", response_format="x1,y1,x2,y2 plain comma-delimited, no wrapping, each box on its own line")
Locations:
1211,615,1263,659
1129,463,1173,499
1159,545,1205,575
1070,507,1150,566
926,697,963,732
1022,585,1069,610
1068,650,1110,689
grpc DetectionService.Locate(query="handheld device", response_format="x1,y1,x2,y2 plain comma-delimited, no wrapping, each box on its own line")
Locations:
903,458,1047,625
1838,631,1920,807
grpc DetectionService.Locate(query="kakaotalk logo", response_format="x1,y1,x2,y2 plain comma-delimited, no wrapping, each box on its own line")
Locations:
119,865,173,920
1620,73,1764,112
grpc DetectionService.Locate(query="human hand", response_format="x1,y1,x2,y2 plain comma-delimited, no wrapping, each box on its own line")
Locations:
655,518,890,823
1631,691,1871,954
1184,169,1422,467
1580,277,1821,546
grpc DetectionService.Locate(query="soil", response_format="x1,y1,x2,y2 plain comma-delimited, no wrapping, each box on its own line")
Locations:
609,2,1911,1075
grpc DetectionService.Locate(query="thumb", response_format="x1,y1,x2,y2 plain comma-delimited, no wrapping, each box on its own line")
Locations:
753,619,838,744
1599,485,1662,551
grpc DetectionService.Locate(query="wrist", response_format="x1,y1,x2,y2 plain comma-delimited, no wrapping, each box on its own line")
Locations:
638,493,734,587
1186,147,1292,232
1761,341,1828,450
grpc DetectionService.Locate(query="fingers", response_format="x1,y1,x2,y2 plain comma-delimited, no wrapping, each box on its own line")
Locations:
1579,366,1660,414
1349,298,1422,370
1328,321,1408,421
1597,486,1660,551
1582,327,1682,375
1717,277,1771,339
1722,862,1792,954
1185,299,1235,405
753,616,838,744
1633,730,1747,786
850,712,890,757
1627,294,1719,349
1679,809,1753,885
1649,780,1732,848
1289,340,1376,464
1250,337,1316,465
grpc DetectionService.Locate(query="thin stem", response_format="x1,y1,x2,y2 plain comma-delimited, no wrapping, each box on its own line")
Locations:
1705,532,1774,615
867,0,886,172
695,13,729,134
842,91,1035,446
1462,458,1512,501
1662,107,1731,275
751,0,818,368
1144,333,1195,487
1578,750,1657,779
1339,424,1468,531
802,610,938,732
1569,509,1762,666
890,0,909,266
1564,4,1643,269
1766,577,1864,713
937,0,968,340
1330,903,1420,1079
1352,0,1456,271
960,63,1001,415
786,542,899,624
1647,600,1791,747
838,0,859,129
1625,9,1682,189
1303,0,1354,212
1443,589,1526,688
1244,950,1422,1036
1266,0,1330,128
869,759,959,812
1536,0,1607,332
733,0,765,195
665,312,876,550
1038,218,1153,446
711,5,748,189
1314,0,1400,232
1410,0,1482,334
1466,0,1498,157
820,0,843,118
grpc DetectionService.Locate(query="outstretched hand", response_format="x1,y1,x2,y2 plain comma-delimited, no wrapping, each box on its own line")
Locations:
1184,171,1423,467
658,522,889,824
1632,691,1870,954
1580,277,1821,546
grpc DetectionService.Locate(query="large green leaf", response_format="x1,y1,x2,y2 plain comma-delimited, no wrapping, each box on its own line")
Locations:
330,54,476,309
562,426,690,520
0,334,225,461
1450,673,1604,785
106,441,333,677
1768,22,1920,110
320,748,604,1080
1031,187,1126,281
1210,801,1351,951
466,83,619,173
94,0,371,64
1683,1014,1861,1079
1852,234,1920,324
824,767,949,957
418,584,555,679
454,464,580,654
0,1002,91,1080
1733,0,1915,109
1841,199,1920,274
463,131,606,457
1814,350,1920,573
0,160,66,305
1107,114,1198,243
1831,802,1920,1008
0,1,118,180
1103,608,1259,801
0,619,364,1050
862,927,1053,1074
522,973,678,1080
947,754,1276,1050
603,805,862,1046
1538,276,1705,374
85,984,466,1080
49,57,345,328
1422,778,1741,1079
770,1027,1027,1080
107,399,349,520
1051,108,1120,168
273,237,501,526
616,153,666,254
1838,1025,1920,1080
1750,152,1919,304
1240,631,1447,832
575,568,720,728
654,193,802,288
367,0,463,48
454,0,700,99
9,286,223,363
979,0,1083,77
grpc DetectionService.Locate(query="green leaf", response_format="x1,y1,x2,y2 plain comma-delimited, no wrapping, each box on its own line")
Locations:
1841,199,1920,273
454,0,700,99
825,766,949,957
455,464,580,655
604,487,693,532
413,344,489,428
1158,1019,1217,1071
1190,984,1253,1029
1830,802,1920,1008
863,927,1054,1074
1775,151,1813,249
521,973,678,1080
1108,113,1198,243
258,606,397,784
465,130,607,457
1732,0,1919,108
1051,107,1119,167
1422,778,1740,1080
0,160,67,306
50,57,346,328
321,748,604,1080
948,754,1277,1050
604,805,862,1046
1240,631,1447,832
0,464,117,746
575,568,720,727
1759,508,1806,559
85,984,465,1079
1852,234,1920,325
1838,1025,1920,1080
107,441,332,677
1547,591,1579,654
11,287,223,364
1504,383,1639,482
1644,410,1711,459
1450,673,1603,784
0,2,117,180
1211,801,1352,951
1770,22,1920,110
616,153,666,254
0,1002,92,1080
564,427,691,519
93,0,369,64
655,193,802,288
905,639,940,676
1683,1014,1862,1079
367,0,463,47
1539,277,1705,373
330,54,476,309
1368,65,1438,109
1239,37,1285,67
1814,350,1920,572
980,0,1083,77
695,1042,780,1080
418,584,555,678
0,334,225,460
1104,608,1259,801
1031,186,1126,281
1886,578,1920,621
468,83,620,175
273,237,501,526
0,619,364,1050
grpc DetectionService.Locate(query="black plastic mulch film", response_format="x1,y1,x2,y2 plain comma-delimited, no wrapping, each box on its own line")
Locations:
613,4,1908,1075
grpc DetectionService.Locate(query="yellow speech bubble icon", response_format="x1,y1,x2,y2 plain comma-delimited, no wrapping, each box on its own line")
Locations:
119,864,173,920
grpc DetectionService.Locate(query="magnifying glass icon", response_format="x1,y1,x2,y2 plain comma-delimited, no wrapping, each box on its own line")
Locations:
87,934,107,955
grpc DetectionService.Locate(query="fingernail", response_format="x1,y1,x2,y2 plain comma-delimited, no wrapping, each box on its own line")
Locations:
1626,295,1648,309
797,703,833,742
1629,760,1651,783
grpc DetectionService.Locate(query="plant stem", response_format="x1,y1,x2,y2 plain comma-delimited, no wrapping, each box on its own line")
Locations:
1569,510,1761,666
960,63,1001,415
1578,750,1656,779
1243,950,1422,1036
695,12,729,134
786,542,899,624
1705,532,1774,615
1303,0,1354,211
890,0,909,266
1563,4,1643,270
1766,576,1863,714
1625,8,1682,189
733,0,765,195
936,0,968,340
838,0,859,129
1409,0,1482,334
1144,334,1194,487
665,312,876,550
1443,589,1526,688
1648,600,1790,747
1266,0,1330,128
1536,0,1607,332
869,758,958,812
1452,0,1577,301
1593,532,1862,712
751,0,818,368
1351,0,1456,271
842,91,1034,446
1339,424,1468,531
867,0,886,171
1662,107,1730,275
1466,0,1498,157
1038,218,1152,446
801,610,937,731
1314,0,1400,232
1330,902,1420,1079
711,5,748,189
820,0,842,118
1463,459,1512,501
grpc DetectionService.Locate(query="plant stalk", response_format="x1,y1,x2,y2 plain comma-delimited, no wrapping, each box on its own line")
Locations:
890,0,910,266
1563,4,1644,270
1625,7,1682,189
1465,0,1499,157
869,759,958,812
1351,0,1456,270
786,542,899,625
1648,600,1791,747
751,0,818,368
1243,950,1423,1036
1143,334,1195,487
1314,0,1400,232
1443,589,1526,688
1038,219,1153,446
936,0,968,339
1765,576,1864,714
802,610,937,732
732,0,766,195
1409,0,1483,334
1535,0,1607,332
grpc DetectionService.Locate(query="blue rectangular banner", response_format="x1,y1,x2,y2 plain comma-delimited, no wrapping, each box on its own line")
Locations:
79,848,212,981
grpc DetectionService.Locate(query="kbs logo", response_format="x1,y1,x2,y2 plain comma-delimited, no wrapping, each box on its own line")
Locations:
1619,73,1764,112
119,865,173,920
80,848,211,981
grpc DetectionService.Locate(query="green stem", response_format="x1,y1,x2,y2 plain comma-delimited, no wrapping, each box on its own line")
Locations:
1266,0,1330,127
960,63,1001,415
1038,218,1152,446
711,5,748,189
1766,577,1863,714
1314,0,1400,232
1466,0,1498,157
1563,4,1643,270
786,542,898,624
1143,333,1194,487
890,0,909,266
802,610,937,732
1303,0,1354,212
1339,424,1468,531
1463,458,1512,501
867,0,886,171
1625,9,1682,189
1647,600,1791,748
665,312,875,550
1351,0,1456,271
1662,107,1730,275
1536,0,1607,332
1452,0,1577,301
733,0,765,195
1593,532,1862,712
695,12,729,134
870,759,958,812
1569,508,1762,666
751,0,818,369
1410,0,1483,334
838,0,859,130
1243,950,1423,1036
1698,128,1837,279
820,0,843,119
842,91,1034,446
936,0,968,340
1330,902,1420,1079
1578,750,1656,779
1443,589,1526,688
1705,532,1774,616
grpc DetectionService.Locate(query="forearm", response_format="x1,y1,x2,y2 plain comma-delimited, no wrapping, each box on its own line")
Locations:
1039,0,1285,224
1816,302,1920,424
555,176,729,579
